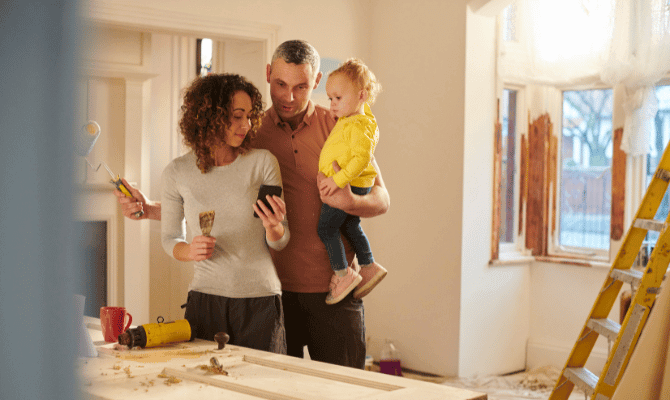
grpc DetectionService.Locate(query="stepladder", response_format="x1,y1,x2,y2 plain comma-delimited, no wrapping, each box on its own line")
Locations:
549,142,670,400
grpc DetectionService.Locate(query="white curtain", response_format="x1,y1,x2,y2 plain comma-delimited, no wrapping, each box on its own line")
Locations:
499,0,670,155
601,0,670,155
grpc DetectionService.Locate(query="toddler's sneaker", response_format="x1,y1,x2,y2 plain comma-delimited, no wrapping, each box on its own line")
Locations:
325,267,362,305
353,262,387,299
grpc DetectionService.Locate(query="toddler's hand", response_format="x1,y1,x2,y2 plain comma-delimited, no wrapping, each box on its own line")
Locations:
318,177,340,197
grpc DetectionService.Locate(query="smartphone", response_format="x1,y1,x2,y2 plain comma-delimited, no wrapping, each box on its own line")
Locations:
253,184,282,218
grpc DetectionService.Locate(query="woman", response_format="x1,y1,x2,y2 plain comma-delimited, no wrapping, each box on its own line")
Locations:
161,73,289,353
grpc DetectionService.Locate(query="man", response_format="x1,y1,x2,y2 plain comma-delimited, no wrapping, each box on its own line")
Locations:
115,40,390,368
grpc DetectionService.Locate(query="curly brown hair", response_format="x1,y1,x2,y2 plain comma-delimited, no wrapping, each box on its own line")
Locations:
179,73,264,173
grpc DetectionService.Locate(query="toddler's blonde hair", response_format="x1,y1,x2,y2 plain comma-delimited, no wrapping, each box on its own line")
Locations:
330,58,382,105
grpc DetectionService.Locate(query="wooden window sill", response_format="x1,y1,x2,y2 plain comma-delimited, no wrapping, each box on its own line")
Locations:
489,252,534,266
534,255,611,269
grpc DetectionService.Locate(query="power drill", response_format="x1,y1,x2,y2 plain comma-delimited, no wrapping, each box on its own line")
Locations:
118,316,194,348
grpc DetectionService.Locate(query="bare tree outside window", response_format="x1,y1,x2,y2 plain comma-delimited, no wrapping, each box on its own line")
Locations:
560,89,613,250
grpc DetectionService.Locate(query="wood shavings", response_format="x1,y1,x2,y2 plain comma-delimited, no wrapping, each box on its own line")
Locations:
197,356,229,375
157,372,182,386
197,364,229,376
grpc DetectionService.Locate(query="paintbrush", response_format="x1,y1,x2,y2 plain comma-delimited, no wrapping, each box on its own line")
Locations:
199,210,215,236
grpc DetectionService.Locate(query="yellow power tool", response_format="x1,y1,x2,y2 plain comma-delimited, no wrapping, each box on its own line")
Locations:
118,317,193,348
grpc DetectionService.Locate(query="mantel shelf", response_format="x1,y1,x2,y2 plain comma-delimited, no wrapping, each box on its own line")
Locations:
80,66,158,81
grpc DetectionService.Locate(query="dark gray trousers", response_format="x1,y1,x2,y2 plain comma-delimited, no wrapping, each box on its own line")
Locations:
282,291,366,369
183,290,286,354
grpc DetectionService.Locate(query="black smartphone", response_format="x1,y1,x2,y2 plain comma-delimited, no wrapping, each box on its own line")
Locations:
253,184,282,218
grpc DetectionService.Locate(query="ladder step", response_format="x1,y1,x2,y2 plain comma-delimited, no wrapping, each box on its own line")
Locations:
564,367,597,396
610,268,643,286
634,218,666,232
587,318,621,342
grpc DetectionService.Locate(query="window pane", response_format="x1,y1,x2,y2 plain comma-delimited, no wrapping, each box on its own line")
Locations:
502,3,517,42
500,89,517,244
199,38,213,76
560,89,613,250
646,85,670,244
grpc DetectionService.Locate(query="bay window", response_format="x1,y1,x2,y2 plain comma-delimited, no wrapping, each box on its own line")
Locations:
492,1,670,264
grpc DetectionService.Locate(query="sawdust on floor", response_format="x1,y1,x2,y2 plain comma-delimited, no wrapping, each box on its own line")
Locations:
440,365,588,400
371,363,587,400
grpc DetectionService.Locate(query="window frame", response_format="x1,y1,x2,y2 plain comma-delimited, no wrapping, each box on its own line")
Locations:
490,3,533,264
491,83,533,264
499,85,527,256
548,84,615,262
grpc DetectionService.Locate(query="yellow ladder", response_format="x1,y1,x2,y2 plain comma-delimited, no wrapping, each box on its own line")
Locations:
549,142,670,400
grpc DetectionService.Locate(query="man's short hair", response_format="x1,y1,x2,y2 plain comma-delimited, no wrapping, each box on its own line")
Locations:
271,40,320,77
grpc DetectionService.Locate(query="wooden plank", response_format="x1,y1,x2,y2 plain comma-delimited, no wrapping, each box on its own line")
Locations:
526,113,552,255
162,367,303,400
564,367,597,396
491,99,502,260
633,218,666,232
242,355,403,391
519,133,528,236
549,133,558,241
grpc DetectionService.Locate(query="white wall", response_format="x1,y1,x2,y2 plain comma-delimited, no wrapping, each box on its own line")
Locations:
460,7,531,377
363,0,470,377
104,0,370,61
145,33,192,322
527,262,618,376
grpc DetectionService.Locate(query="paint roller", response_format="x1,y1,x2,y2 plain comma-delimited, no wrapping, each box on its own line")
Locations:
74,120,102,159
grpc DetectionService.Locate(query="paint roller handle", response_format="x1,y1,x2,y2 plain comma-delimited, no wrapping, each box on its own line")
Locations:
111,177,149,220
111,177,144,218
112,178,162,221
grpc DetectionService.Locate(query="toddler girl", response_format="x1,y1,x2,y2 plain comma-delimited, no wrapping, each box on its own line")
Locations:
317,58,387,305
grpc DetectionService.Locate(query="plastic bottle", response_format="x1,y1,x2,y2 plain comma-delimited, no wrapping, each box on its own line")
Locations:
379,339,402,376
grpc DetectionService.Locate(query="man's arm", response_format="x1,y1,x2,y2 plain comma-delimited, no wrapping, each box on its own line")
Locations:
317,158,390,218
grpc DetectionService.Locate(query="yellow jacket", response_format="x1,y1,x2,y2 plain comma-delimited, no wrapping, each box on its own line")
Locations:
318,103,379,188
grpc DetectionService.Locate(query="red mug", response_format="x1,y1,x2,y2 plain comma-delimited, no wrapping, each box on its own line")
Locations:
100,306,132,342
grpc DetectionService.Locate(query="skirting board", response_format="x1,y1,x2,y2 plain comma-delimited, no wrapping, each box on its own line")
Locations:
527,340,608,376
